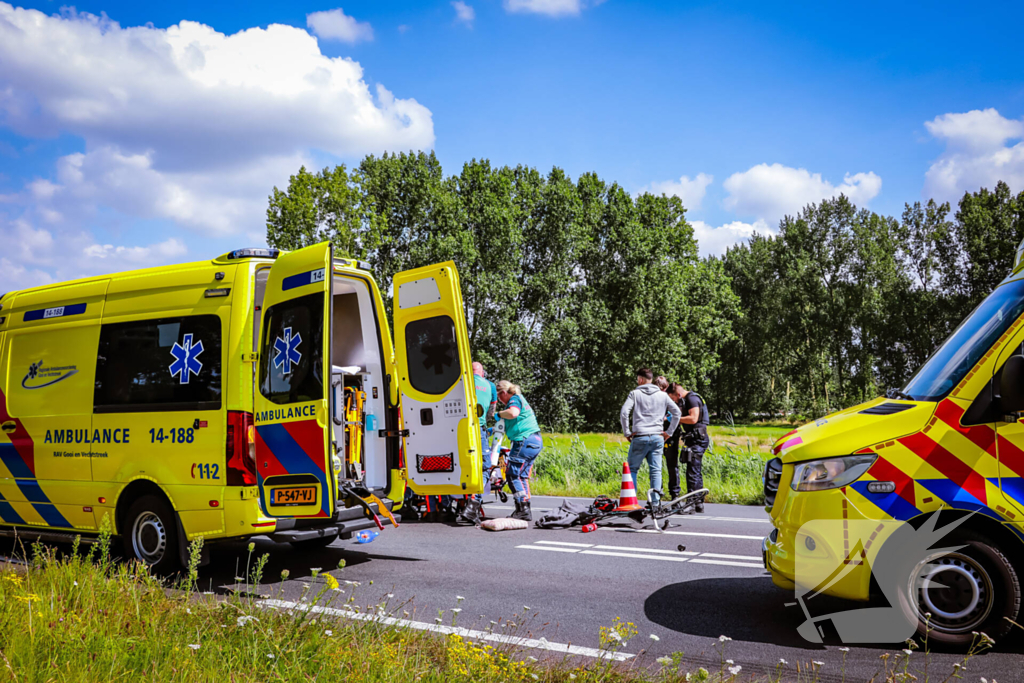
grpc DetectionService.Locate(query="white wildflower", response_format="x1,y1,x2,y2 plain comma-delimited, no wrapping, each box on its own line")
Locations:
607,631,622,642
188,644,201,650
457,595,465,601
267,654,275,659
813,661,825,667
719,635,732,642
325,630,333,637
650,634,660,641
236,615,259,627
73,581,78,587
387,593,394,598
726,659,734,664
656,656,673,665
203,591,213,595
524,605,530,610
186,608,192,614
728,665,742,676
839,647,849,653
531,676,538,681
903,649,913,655
310,567,321,572
452,608,462,613
435,618,443,624
779,658,787,665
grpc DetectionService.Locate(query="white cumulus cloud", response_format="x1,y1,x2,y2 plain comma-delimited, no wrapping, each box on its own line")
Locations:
641,173,713,210
306,8,374,44
452,1,475,26
0,217,190,292
723,163,882,226
691,219,774,257
504,0,584,18
923,108,1024,202
0,3,433,239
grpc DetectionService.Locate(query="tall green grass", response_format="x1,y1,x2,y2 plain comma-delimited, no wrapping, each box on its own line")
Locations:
532,426,788,505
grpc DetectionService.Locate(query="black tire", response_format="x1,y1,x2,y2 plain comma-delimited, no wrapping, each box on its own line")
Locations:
289,536,336,551
898,532,1020,650
122,495,180,573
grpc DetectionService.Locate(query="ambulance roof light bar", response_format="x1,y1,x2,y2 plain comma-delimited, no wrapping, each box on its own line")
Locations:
226,248,280,260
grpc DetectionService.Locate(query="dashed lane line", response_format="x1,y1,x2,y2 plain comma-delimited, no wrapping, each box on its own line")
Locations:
260,599,633,661
515,542,764,568
624,529,764,540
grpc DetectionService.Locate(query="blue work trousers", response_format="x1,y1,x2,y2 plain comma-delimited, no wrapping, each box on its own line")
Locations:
627,434,664,501
505,432,542,503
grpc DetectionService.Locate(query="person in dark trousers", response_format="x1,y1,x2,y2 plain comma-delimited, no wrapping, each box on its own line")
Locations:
668,383,710,512
663,382,686,500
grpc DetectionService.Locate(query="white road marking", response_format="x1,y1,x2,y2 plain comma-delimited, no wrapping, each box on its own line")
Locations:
625,529,763,540
535,540,593,547
516,545,582,553
515,541,761,568
689,558,764,568
593,544,698,556
486,504,770,524
698,553,762,561
579,550,691,563
260,600,633,660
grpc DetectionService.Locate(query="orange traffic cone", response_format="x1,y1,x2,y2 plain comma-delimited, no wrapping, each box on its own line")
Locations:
614,462,642,511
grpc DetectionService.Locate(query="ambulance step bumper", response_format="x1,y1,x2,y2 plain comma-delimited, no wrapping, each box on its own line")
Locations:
267,499,400,544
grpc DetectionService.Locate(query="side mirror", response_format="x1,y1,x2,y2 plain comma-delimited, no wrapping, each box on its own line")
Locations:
1000,355,1024,414
476,403,484,418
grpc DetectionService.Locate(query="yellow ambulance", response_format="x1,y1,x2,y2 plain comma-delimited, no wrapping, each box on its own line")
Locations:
0,243,482,570
763,244,1024,648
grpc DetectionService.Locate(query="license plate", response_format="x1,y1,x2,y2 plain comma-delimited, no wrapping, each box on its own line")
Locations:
270,486,317,506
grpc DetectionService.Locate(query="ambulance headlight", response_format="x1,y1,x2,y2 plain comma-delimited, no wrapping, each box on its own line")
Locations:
790,454,876,492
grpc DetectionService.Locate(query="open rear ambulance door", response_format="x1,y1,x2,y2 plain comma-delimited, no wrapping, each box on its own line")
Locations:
393,262,482,496
254,243,335,519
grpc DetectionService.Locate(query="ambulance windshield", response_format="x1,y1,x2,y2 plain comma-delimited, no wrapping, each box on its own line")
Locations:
903,278,1024,401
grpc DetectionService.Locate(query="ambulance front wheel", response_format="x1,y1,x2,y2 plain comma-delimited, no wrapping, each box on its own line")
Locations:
123,495,180,573
899,532,1020,650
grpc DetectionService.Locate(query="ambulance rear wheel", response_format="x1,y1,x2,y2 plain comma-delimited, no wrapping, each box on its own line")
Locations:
900,533,1020,650
123,496,179,573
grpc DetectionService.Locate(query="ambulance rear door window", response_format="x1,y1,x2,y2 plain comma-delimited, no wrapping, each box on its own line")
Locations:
259,292,324,405
94,315,222,413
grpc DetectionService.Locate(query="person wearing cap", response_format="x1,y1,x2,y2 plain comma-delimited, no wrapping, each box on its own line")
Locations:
495,380,542,522
620,367,681,501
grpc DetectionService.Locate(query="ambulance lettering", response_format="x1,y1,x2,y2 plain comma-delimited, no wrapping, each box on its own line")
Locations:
254,404,317,423
44,428,129,444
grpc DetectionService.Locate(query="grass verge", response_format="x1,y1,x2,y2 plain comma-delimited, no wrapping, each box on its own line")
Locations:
532,425,790,505
0,530,1002,683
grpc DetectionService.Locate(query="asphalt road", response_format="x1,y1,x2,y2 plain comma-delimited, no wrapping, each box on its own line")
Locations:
190,495,1024,682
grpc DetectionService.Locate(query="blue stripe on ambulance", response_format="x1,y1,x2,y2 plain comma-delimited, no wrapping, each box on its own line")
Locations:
997,477,1024,508
917,479,1003,521
256,423,330,517
0,491,25,525
0,446,72,527
281,269,326,292
23,302,87,322
850,481,920,521
0,443,33,479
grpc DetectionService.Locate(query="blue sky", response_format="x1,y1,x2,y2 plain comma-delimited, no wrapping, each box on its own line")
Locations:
1,0,1023,289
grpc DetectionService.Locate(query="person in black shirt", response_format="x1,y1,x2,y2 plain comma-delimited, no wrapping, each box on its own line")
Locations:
668,383,710,512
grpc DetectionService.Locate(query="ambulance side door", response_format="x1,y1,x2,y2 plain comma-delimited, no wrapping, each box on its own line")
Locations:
393,262,481,496
254,243,335,519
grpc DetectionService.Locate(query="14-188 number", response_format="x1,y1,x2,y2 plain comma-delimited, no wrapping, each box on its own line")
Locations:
149,427,195,444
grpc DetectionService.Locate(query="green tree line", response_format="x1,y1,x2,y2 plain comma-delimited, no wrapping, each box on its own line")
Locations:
266,152,1024,428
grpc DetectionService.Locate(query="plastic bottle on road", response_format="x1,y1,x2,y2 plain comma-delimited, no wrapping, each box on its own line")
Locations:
355,530,379,544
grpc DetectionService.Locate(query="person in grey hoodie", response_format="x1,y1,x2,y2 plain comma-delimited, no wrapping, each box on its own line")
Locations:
620,367,682,500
